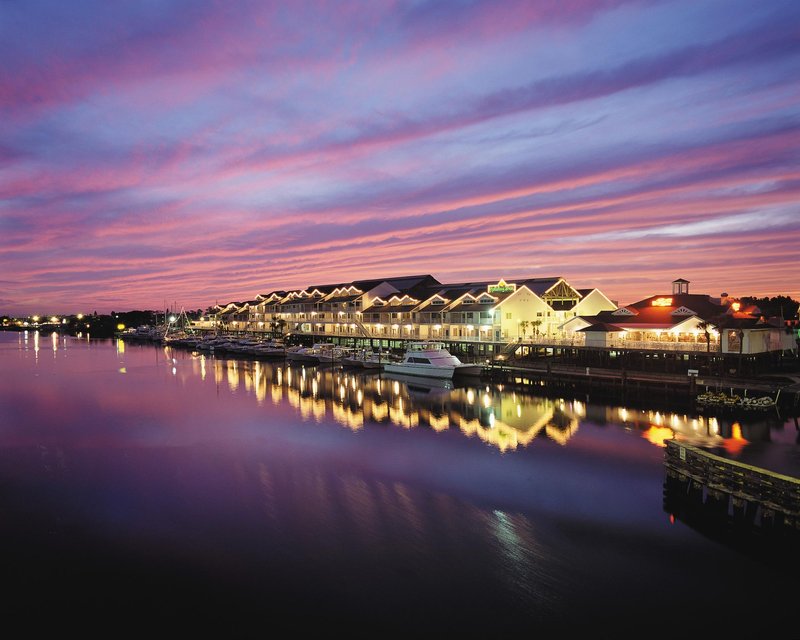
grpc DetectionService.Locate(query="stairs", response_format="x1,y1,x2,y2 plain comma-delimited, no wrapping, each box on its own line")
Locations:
498,340,521,359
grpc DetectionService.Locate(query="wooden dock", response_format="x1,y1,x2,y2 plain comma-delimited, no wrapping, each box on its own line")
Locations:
663,439,800,548
484,361,800,410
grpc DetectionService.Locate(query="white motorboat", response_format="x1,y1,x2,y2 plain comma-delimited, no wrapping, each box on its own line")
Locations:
287,342,340,365
383,341,483,379
251,341,287,358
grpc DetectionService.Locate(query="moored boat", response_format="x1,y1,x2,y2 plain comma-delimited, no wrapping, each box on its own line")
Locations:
287,342,340,365
341,349,389,369
383,341,483,379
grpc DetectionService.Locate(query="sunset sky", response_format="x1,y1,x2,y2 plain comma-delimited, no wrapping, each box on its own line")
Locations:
2,0,799,315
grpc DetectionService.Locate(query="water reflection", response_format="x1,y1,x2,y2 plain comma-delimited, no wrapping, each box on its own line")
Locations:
2,333,796,627
165,346,792,460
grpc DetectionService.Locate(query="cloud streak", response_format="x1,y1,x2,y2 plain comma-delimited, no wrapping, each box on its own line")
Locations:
1,0,799,314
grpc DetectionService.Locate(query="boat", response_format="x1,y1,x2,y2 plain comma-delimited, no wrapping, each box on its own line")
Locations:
286,342,341,365
383,341,483,379
251,340,287,358
120,325,166,342
695,390,777,411
341,349,389,370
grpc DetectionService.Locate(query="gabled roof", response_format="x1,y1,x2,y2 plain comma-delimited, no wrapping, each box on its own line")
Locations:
520,277,563,296
351,274,440,292
628,294,726,318
579,322,625,332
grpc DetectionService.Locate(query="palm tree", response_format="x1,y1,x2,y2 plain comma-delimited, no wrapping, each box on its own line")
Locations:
736,327,745,375
697,321,714,353
531,319,543,340
520,320,530,340
270,316,287,337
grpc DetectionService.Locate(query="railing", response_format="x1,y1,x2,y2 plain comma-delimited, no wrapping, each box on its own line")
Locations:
209,323,726,353
608,340,715,352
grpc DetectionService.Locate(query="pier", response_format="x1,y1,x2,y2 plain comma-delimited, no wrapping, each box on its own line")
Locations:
663,439,800,562
482,360,800,412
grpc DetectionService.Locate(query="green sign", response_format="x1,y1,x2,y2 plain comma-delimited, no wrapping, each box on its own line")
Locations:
488,284,516,294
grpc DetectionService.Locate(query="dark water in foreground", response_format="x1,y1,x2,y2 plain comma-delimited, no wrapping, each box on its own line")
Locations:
0,331,796,633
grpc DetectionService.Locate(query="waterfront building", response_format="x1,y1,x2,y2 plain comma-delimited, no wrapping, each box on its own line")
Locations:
201,274,617,346
561,279,795,355
198,276,795,357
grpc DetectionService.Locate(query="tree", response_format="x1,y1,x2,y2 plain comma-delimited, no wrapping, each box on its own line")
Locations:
697,321,714,353
270,316,287,336
531,319,543,339
520,320,530,340
737,327,745,375
740,295,799,320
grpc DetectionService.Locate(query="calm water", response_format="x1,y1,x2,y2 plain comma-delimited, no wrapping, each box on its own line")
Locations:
0,331,796,632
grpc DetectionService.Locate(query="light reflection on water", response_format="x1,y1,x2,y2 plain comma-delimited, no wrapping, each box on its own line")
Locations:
152,340,794,462
0,332,796,630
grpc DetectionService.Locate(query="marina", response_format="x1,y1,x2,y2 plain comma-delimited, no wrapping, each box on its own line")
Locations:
4,1,800,633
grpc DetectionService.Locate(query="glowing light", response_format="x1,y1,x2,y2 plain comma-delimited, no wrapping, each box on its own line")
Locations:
169,315,176,323
722,422,748,456
731,302,741,312
50,316,58,323
117,323,126,331
77,313,83,319
643,426,673,447
467,389,475,404
652,298,673,307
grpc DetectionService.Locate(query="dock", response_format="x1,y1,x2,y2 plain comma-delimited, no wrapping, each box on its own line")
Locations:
483,361,800,411
663,439,800,557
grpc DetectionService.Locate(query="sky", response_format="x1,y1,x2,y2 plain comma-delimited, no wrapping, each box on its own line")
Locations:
1,0,799,315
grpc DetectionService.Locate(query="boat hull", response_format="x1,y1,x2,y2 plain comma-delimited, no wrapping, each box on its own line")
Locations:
453,364,483,377
287,352,320,364
383,363,455,379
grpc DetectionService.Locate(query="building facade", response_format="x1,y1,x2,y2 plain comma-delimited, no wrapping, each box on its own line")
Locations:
197,276,796,356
